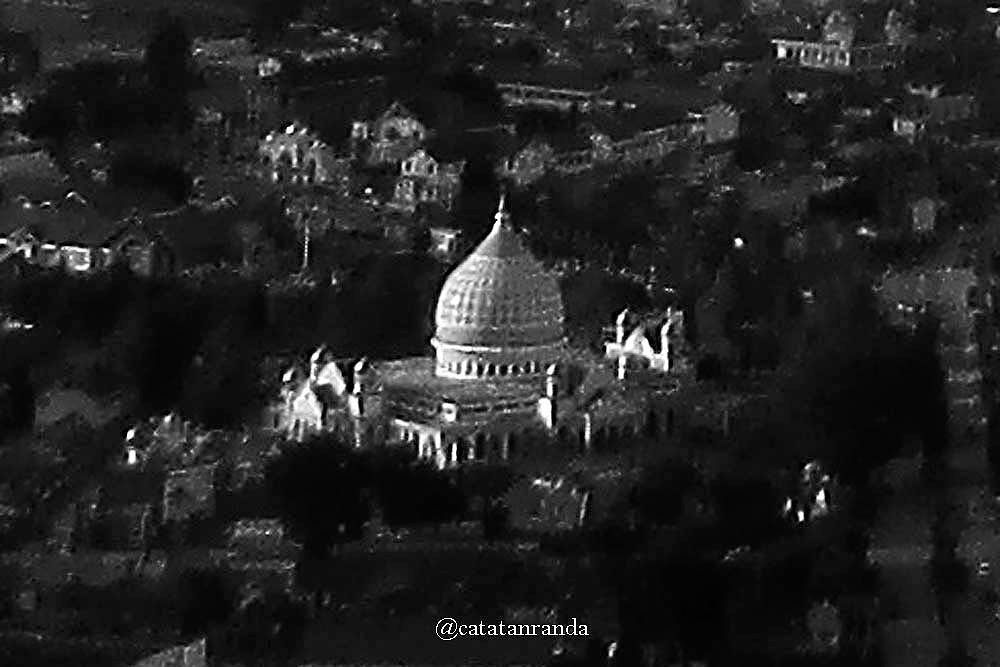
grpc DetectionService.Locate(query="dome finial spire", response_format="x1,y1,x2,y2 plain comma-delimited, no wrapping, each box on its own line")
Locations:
494,190,510,229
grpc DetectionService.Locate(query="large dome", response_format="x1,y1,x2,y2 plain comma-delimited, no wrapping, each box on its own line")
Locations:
432,196,564,379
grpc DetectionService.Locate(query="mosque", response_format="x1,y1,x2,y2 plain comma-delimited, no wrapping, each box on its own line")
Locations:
268,195,693,469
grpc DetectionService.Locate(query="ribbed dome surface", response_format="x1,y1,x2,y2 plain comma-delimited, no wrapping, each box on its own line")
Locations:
431,198,564,379
435,221,563,347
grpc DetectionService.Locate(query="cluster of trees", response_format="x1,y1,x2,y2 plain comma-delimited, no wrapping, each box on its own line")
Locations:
265,436,466,558
600,444,880,662
778,275,948,486
21,12,195,150
586,264,948,662
109,152,193,203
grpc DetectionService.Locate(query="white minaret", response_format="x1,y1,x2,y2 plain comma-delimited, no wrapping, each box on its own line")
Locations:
545,362,559,399
494,190,510,228
309,346,325,384
615,308,629,345
660,318,672,373
348,357,369,419
539,363,559,430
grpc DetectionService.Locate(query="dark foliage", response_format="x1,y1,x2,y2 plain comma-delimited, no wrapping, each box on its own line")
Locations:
266,436,371,558
440,66,502,113
250,0,307,46
780,280,949,486
631,456,703,527
21,61,190,143
362,447,466,527
144,12,193,98
109,152,192,203
709,470,788,548
171,567,235,636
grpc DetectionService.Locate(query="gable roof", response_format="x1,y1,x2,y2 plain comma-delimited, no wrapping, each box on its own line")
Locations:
0,196,124,245
378,100,419,123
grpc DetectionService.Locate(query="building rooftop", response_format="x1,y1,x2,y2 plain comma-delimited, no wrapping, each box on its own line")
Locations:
378,356,544,406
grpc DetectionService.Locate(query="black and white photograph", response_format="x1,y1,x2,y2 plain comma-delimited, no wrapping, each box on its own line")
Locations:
0,0,993,664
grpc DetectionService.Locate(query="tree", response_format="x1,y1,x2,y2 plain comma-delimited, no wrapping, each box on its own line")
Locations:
266,435,371,558
236,220,263,271
179,320,266,430
631,456,704,527
144,12,193,104
170,567,235,636
779,277,948,488
109,152,192,203
364,448,466,528
620,546,729,662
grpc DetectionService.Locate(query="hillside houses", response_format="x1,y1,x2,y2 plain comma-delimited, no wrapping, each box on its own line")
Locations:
0,193,174,276
350,102,429,167
496,104,739,187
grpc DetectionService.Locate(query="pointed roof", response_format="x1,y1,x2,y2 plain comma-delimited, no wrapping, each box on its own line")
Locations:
433,192,564,351
472,193,530,259
378,100,418,122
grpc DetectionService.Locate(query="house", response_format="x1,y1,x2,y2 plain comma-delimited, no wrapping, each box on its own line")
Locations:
496,139,556,188
389,149,464,212
504,476,591,533
351,101,429,167
772,10,901,73
259,121,352,191
884,9,914,47
893,92,978,140
131,638,207,667
0,193,173,276
910,196,942,235
698,103,740,145
428,227,463,261
163,464,218,523
621,0,681,19
227,519,288,557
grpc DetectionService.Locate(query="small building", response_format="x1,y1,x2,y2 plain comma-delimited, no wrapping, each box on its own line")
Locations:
351,101,429,167
163,464,218,523
0,194,173,276
504,476,591,533
389,148,464,212
910,196,942,235
259,121,352,191
893,93,978,140
131,638,207,667
496,139,556,188
428,227,463,262
772,10,901,73
698,103,741,145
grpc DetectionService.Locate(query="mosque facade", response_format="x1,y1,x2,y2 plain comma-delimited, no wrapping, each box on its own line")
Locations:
266,196,693,469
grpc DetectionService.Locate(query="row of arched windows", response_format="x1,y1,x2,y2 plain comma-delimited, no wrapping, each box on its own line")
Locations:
438,359,542,378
